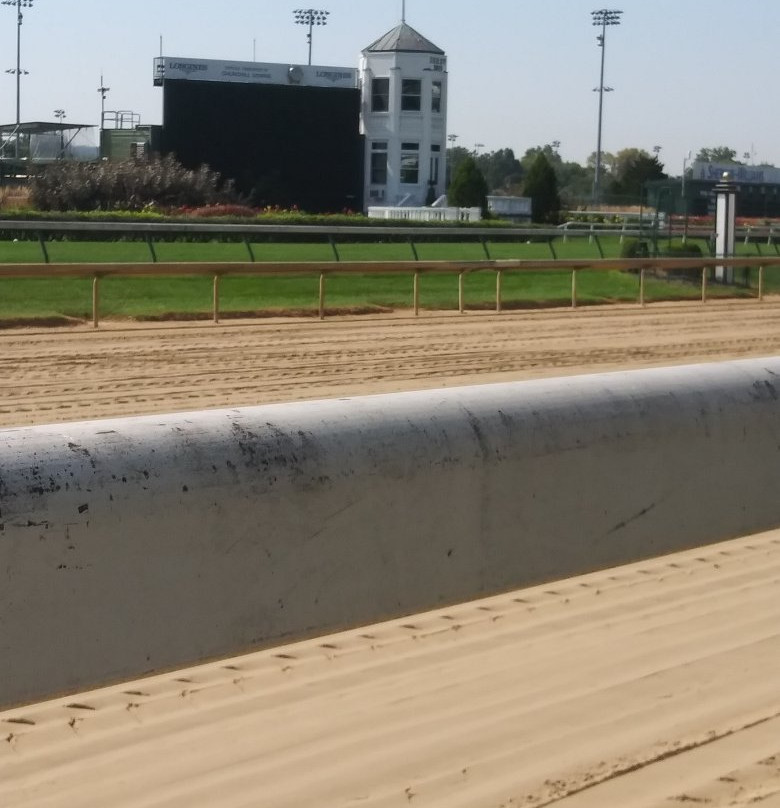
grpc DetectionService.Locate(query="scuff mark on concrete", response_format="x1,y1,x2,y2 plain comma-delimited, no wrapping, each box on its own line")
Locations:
606,502,658,536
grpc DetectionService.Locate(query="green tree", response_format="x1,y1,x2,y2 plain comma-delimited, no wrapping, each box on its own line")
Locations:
519,143,591,207
447,156,489,213
475,148,523,192
608,150,666,201
695,146,742,164
446,146,472,188
611,148,650,182
523,152,561,224
586,150,617,178
521,143,563,176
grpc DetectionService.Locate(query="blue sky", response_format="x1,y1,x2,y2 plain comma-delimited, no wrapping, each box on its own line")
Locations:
7,0,780,173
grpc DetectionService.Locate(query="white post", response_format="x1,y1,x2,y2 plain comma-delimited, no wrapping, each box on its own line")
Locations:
714,172,736,285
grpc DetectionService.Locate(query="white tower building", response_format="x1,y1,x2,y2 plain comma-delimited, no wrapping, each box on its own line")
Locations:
360,20,447,208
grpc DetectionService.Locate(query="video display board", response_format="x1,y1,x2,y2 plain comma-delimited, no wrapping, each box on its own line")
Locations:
161,78,364,212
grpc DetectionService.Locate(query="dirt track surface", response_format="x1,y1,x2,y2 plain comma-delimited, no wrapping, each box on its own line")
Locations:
3,530,780,807
3,301,780,807
2,297,780,427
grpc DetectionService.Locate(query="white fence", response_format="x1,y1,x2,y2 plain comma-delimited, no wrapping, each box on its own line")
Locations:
367,206,483,222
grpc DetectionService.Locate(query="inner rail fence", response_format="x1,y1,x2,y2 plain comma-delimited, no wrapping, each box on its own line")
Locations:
1,220,779,326
3,219,780,260
0,255,777,328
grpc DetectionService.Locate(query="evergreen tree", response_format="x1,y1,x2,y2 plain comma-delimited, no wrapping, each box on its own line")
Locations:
448,156,489,213
446,146,472,187
523,152,561,224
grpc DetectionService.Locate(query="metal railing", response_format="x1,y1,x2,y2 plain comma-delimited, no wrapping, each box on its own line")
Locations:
0,254,777,328
2,218,779,262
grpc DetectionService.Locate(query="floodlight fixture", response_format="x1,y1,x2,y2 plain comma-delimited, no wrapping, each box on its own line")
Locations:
591,8,622,203
293,8,330,66
2,0,34,158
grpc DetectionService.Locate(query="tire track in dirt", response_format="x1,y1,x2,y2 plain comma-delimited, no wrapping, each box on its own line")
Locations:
2,299,780,426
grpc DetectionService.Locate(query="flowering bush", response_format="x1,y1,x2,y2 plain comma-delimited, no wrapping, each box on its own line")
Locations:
182,204,259,218
30,155,239,212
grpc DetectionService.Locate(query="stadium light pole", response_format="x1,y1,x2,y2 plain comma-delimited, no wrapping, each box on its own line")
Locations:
446,134,458,188
293,9,329,66
53,108,65,158
97,74,110,132
591,8,622,204
2,0,33,159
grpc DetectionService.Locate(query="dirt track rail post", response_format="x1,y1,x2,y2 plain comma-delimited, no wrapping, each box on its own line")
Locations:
213,275,221,324
413,270,420,316
702,267,708,303
759,266,765,301
319,272,326,320
458,271,465,314
145,235,157,263
639,268,646,307
92,276,99,328
496,270,503,313
571,269,577,309
37,233,49,264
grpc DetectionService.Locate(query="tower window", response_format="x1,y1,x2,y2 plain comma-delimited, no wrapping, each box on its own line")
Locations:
401,79,422,112
430,144,441,185
371,141,388,185
401,142,420,184
432,81,442,113
371,78,389,112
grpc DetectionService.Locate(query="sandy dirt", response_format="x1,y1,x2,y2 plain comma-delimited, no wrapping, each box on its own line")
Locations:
3,297,780,427
2,299,780,806
2,530,780,807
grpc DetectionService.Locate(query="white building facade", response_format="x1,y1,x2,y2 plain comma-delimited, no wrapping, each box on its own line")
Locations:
360,22,448,208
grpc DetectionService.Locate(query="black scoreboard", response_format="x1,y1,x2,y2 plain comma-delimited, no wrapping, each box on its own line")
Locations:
161,79,364,213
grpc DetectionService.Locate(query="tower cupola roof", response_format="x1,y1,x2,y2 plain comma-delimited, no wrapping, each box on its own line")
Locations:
363,22,444,55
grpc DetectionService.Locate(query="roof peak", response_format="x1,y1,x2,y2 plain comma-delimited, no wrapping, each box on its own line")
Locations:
364,22,444,55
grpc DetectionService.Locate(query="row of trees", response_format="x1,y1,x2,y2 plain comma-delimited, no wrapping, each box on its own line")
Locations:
447,142,771,223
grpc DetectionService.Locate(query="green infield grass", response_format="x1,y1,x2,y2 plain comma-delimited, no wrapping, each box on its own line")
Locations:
0,234,769,322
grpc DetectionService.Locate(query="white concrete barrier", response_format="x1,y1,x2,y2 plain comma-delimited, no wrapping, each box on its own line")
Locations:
3,356,780,707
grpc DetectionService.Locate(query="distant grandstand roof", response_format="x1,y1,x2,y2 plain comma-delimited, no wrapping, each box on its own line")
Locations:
364,22,444,55
0,121,94,134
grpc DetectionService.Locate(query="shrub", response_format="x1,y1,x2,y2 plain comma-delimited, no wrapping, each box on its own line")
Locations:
660,241,703,283
0,185,31,210
30,155,240,212
620,237,649,258
185,204,259,219
662,242,703,258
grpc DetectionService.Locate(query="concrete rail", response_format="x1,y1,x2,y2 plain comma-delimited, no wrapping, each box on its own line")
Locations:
3,356,780,708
